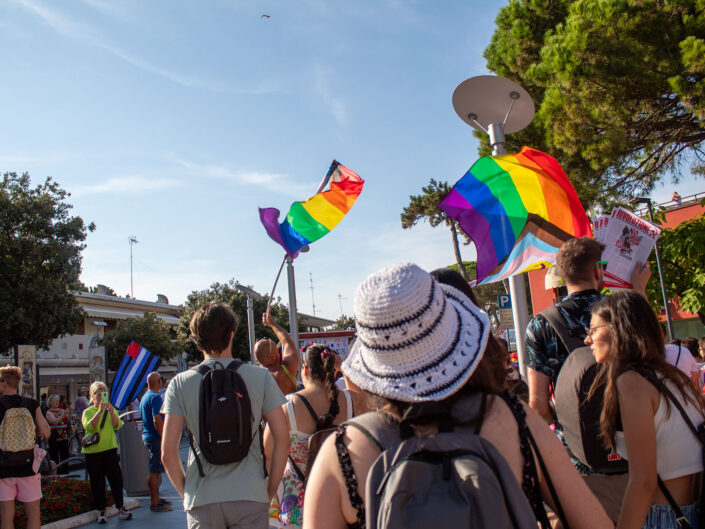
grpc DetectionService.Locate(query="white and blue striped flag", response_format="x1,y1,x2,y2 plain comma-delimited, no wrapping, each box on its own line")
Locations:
111,341,162,409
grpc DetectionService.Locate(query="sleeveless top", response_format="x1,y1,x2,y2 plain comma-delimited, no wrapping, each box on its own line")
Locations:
615,378,704,480
277,390,353,527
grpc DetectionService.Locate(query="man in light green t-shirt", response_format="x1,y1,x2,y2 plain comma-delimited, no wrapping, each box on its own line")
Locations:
161,302,289,529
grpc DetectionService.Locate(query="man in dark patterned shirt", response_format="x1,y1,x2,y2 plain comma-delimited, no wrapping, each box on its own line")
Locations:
526,237,650,424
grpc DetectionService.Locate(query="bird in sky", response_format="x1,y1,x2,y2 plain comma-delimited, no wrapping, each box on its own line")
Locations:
260,14,270,19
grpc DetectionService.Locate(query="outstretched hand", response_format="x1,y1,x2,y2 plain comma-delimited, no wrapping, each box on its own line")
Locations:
262,308,275,328
631,261,651,295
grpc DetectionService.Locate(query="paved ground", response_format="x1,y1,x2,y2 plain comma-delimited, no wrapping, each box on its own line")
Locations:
79,440,188,528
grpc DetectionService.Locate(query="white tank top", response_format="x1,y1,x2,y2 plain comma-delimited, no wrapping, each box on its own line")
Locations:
615,379,704,480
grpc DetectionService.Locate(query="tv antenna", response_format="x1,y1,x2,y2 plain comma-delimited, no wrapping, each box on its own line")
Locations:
452,75,535,375
128,235,138,298
309,272,316,317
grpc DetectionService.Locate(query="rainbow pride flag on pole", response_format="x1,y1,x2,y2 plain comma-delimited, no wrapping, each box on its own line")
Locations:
439,147,592,284
259,161,364,258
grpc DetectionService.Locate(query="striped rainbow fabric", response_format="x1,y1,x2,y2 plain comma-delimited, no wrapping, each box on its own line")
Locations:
259,160,364,258
439,147,592,284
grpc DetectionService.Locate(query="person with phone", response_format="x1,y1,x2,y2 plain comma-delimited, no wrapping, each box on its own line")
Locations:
81,382,133,524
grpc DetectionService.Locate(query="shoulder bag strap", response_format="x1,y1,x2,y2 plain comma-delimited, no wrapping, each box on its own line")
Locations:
99,410,108,430
638,369,701,529
637,370,701,439
295,394,320,423
657,475,694,529
542,305,586,353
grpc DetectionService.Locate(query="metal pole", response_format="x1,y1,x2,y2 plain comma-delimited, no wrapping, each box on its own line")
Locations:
490,123,530,377
286,256,300,352
646,200,675,340
246,295,256,363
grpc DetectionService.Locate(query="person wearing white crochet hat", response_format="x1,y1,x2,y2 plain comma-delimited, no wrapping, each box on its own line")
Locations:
302,263,612,529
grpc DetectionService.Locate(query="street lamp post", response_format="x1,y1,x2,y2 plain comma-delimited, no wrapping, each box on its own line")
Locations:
635,198,674,340
235,283,264,363
451,76,536,377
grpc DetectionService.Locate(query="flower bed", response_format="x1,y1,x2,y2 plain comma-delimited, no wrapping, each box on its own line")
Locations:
13,477,114,528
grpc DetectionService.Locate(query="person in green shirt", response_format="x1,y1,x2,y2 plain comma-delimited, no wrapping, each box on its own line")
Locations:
81,381,133,524
162,302,290,529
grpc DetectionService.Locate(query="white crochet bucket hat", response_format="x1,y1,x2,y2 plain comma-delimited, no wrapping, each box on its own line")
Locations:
342,263,490,402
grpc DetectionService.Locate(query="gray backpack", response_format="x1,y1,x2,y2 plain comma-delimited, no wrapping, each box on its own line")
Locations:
342,396,542,529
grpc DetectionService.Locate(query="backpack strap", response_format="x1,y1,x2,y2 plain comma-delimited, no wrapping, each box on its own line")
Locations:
294,394,319,424
541,305,586,353
344,390,353,421
186,361,219,479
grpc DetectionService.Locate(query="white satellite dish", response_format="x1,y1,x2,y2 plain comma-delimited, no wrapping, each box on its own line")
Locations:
452,75,535,135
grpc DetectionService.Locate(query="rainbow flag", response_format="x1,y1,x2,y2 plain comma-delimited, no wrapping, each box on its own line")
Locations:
439,147,592,284
259,161,364,258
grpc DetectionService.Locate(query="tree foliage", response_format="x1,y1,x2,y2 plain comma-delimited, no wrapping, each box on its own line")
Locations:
100,312,182,371
483,0,705,208
331,315,355,331
176,280,291,362
401,179,472,280
646,212,705,324
0,172,95,352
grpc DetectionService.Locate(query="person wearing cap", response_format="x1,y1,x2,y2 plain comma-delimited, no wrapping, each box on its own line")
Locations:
302,262,612,529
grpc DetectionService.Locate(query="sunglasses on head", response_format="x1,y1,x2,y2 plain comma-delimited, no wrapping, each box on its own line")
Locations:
594,260,608,270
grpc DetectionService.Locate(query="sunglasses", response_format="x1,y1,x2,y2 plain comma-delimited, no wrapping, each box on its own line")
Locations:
595,260,608,270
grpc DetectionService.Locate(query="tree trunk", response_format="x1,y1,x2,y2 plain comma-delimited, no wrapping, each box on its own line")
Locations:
450,222,470,281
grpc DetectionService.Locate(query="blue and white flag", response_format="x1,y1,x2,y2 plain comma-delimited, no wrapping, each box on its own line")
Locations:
111,341,162,410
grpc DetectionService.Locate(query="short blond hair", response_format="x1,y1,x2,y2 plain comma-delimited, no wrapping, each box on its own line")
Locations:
89,381,108,406
0,366,21,388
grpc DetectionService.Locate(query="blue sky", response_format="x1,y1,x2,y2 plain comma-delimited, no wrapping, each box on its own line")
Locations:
1,0,700,320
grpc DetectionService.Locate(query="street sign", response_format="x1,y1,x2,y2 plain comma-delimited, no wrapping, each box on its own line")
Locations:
497,294,511,309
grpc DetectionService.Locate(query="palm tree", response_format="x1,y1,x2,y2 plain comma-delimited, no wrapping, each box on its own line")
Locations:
401,179,471,281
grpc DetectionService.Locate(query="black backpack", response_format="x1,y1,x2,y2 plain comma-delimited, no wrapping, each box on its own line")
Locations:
186,360,254,477
547,306,628,474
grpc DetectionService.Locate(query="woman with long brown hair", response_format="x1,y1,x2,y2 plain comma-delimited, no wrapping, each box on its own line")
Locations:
265,344,366,527
586,291,705,529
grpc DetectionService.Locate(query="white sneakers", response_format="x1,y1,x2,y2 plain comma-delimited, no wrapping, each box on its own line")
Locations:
98,507,132,524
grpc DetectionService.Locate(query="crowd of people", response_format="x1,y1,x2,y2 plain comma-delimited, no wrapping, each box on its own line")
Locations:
2,235,705,529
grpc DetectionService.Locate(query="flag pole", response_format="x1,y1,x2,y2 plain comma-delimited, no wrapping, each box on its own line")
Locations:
267,254,288,310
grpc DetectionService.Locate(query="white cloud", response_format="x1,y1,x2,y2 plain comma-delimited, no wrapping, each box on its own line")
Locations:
312,66,349,126
174,157,317,198
9,0,281,95
72,176,181,197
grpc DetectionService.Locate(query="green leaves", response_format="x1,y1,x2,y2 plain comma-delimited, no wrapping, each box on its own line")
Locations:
176,280,291,362
483,0,705,209
646,213,705,323
100,312,182,371
0,172,93,352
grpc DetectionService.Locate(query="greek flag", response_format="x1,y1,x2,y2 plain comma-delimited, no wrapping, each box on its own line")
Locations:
111,341,161,409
